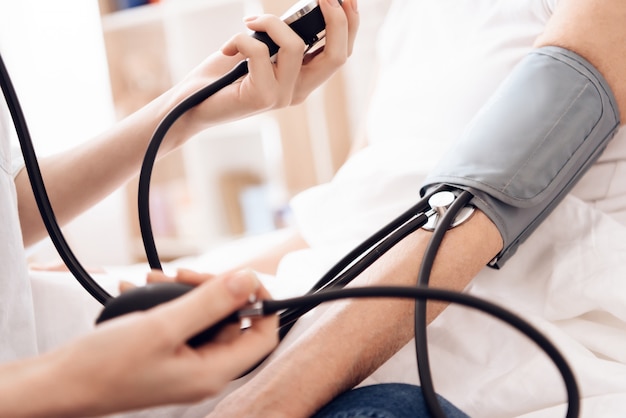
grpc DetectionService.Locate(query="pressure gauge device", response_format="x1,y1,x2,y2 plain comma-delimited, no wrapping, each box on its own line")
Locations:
252,0,331,57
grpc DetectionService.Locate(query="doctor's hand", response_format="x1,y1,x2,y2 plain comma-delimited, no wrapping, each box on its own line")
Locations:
165,0,359,146
42,270,277,417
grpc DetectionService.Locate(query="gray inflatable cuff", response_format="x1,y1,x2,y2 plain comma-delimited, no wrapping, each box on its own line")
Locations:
420,46,620,268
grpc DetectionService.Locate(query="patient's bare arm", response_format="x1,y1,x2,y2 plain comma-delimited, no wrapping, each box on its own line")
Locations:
534,0,626,121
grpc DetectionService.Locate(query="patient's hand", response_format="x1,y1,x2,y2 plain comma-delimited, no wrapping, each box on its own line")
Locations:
118,268,218,294
148,268,219,285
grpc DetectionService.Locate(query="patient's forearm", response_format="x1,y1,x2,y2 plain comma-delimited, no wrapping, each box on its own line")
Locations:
213,211,502,417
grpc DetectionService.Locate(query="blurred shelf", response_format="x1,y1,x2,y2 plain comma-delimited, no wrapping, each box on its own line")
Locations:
101,3,163,32
101,0,251,32
98,0,352,261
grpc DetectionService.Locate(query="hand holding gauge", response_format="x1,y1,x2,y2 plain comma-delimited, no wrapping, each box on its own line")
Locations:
97,0,340,344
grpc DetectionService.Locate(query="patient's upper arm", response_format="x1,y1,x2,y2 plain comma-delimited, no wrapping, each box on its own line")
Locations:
535,0,626,121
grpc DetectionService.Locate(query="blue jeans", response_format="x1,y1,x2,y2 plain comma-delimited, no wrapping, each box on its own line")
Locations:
312,383,469,418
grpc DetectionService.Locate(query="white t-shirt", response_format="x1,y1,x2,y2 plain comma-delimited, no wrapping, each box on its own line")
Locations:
291,0,626,247
0,97,38,362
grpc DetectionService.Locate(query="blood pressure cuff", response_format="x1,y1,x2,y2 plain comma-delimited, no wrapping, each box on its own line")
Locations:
420,46,620,268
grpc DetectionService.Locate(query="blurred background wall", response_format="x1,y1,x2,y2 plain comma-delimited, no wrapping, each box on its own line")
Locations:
0,0,392,267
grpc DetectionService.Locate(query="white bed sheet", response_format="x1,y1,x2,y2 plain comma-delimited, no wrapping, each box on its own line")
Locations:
360,195,626,417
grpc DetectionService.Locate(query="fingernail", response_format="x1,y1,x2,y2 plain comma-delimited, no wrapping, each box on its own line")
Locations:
328,0,341,8
226,270,257,297
176,268,196,278
351,0,358,12
147,270,172,281
119,280,135,291
243,15,258,22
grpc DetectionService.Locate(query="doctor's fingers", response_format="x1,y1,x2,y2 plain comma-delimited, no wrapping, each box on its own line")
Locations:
193,278,277,380
152,270,269,346
221,15,305,108
321,0,359,58
293,0,359,104
194,310,278,383
247,14,309,107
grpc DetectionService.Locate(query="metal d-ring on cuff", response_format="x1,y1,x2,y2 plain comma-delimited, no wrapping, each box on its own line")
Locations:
422,191,475,231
